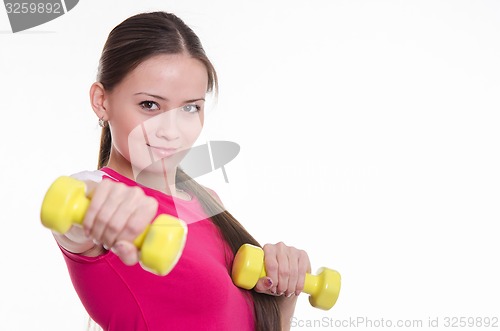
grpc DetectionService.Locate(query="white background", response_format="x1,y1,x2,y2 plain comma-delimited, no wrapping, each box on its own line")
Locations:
1,0,499,330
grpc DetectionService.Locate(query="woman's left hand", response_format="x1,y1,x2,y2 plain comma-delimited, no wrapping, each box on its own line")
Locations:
254,242,311,298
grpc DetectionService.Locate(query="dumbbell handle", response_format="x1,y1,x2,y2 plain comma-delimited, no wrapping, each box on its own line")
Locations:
232,244,341,310
244,263,327,297
41,176,187,276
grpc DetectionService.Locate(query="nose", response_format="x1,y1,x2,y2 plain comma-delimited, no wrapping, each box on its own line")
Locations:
155,110,179,141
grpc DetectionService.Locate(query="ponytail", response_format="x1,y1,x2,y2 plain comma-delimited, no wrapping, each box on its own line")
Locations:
97,126,111,169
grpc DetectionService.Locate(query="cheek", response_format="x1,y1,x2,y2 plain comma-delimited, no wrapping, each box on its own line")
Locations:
181,114,204,142
127,121,155,168
109,121,130,157
109,115,152,169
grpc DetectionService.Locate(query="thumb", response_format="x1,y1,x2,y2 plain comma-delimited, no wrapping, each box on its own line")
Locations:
254,277,274,294
111,240,139,266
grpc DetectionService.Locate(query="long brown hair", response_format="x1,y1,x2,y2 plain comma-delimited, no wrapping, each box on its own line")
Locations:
95,12,281,330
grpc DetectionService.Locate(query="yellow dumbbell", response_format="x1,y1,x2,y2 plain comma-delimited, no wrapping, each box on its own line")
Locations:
40,176,187,276
232,244,341,310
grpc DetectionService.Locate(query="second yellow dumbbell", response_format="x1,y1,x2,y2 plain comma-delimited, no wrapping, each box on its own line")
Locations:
40,176,187,276
232,244,341,310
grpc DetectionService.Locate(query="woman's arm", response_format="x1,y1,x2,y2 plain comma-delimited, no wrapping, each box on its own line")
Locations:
253,242,312,331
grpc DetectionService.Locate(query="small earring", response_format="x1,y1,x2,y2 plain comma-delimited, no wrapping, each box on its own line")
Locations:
98,116,106,128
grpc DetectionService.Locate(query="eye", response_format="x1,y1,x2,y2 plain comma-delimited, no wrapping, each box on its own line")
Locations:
182,104,201,113
139,101,160,111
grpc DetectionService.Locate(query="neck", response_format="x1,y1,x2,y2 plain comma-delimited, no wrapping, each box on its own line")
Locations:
106,147,188,199
135,166,177,194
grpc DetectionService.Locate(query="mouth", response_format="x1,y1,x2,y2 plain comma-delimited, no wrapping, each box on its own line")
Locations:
147,144,179,158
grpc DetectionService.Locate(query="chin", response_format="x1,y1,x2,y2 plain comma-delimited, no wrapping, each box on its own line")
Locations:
132,158,180,181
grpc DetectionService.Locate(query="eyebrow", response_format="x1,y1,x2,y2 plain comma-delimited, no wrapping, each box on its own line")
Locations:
134,92,205,103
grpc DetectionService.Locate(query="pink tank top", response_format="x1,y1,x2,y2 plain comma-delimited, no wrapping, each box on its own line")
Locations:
59,167,255,330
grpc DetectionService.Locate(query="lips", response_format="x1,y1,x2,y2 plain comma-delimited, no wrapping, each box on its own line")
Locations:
147,145,179,158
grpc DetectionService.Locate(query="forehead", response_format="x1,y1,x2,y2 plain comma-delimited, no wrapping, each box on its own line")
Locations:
118,53,209,98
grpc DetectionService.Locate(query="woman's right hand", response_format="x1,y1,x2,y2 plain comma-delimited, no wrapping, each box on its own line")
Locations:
82,179,159,265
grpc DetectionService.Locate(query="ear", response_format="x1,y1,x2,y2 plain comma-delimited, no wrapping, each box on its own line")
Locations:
89,82,109,120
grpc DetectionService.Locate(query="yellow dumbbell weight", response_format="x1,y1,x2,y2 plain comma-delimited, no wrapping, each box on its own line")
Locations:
40,176,187,276
232,244,341,310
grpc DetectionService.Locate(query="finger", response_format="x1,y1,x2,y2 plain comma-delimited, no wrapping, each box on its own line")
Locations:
100,187,145,248
275,243,290,296
285,247,300,297
81,180,113,238
263,244,279,295
100,205,130,249
115,198,157,244
90,188,125,243
253,277,274,294
295,249,311,296
111,240,139,266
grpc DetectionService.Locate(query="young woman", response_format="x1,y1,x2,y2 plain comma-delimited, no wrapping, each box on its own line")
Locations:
54,11,311,331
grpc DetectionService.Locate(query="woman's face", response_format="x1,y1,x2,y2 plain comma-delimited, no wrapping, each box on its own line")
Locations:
103,53,208,180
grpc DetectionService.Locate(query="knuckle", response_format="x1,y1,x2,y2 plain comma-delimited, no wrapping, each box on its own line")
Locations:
115,181,126,189
263,244,274,254
96,180,108,190
132,185,143,193
100,179,116,190
298,249,309,262
130,186,145,199
290,247,301,259
265,261,278,274
298,262,309,274
85,204,98,218
106,221,122,235
146,196,158,210
276,241,288,251
279,269,290,278
107,181,126,195
126,221,146,236
96,209,113,223
104,193,120,207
